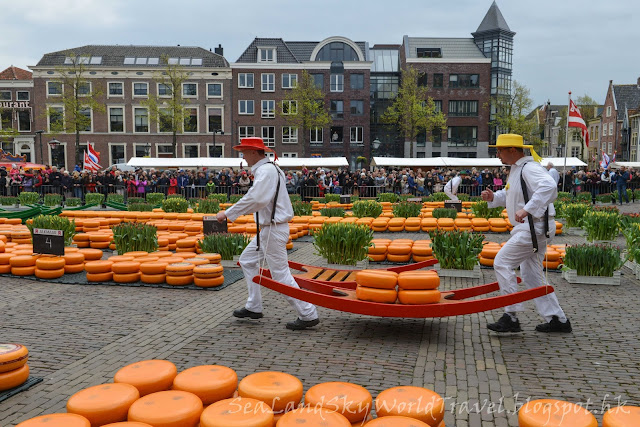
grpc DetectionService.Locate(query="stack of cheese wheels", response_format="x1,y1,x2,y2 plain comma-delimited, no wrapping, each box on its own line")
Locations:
436,218,455,231
11,229,32,245
66,383,140,426
9,254,39,276
82,220,101,233
15,413,91,426
355,269,398,304
114,360,177,397
128,390,203,427
478,242,501,267
404,217,422,232
156,235,170,251
165,262,195,286
172,365,237,405
375,386,445,426
184,222,202,237
489,218,508,233
387,218,405,232
286,237,294,250
397,270,441,304
0,344,30,392
371,217,389,232
421,218,438,232
543,247,562,270
78,248,104,261
276,407,351,426
85,260,114,282
197,253,222,264
555,220,563,235
238,371,303,418
200,397,273,427
304,382,372,425
63,250,85,274
387,240,412,263
34,255,66,280
602,405,640,426
192,264,224,288
176,237,198,254
0,252,14,274
111,261,141,283
139,260,168,284
471,218,490,232
368,239,390,262
518,399,597,427
380,202,392,212
73,233,91,248
88,232,112,250
454,218,472,231
365,416,433,426
411,240,433,263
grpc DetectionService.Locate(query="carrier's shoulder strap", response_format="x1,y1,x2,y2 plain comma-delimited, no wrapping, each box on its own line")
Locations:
520,162,550,254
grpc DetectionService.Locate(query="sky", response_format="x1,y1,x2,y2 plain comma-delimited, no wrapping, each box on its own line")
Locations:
1,0,637,108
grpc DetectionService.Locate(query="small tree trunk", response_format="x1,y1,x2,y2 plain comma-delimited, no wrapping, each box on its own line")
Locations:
173,131,178,158
75,131,81,168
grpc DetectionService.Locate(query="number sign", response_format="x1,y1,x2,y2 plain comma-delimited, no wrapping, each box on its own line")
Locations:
32,228,65,256
203,216,228,235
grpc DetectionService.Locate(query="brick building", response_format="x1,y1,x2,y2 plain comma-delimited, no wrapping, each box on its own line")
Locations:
30,45,231,170
232,36,371,168
0,66,35,161
602,78,640,162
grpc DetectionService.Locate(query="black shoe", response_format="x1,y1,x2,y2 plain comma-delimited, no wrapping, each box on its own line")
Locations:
233,307,263,319
487,313,522,333
286,318,319,330
536,316,572,333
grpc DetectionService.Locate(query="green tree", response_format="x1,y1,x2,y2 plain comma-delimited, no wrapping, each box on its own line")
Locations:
490,80,543,149
277,70,332,157
49,51,105,166
142,57,190,158
380,66,447,158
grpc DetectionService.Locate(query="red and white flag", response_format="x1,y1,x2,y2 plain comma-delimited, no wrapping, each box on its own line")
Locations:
83,142,101,171
568,99,589,147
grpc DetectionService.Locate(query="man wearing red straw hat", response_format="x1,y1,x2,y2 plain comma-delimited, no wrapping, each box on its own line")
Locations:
216,137,320,330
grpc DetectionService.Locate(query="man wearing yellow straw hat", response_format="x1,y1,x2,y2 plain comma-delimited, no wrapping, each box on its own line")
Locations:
482,134,571,333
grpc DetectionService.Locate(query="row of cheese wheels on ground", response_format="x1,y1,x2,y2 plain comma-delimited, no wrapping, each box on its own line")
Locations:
0,344,29,393
0,223,36,246
479,242,567,270
355,269,441,305
367,239,434,263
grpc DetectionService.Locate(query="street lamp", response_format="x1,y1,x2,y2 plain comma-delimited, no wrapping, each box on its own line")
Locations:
211,129,223,158
372,138,381,150
144,143,151,157
48,138,60,168
35,130,44,164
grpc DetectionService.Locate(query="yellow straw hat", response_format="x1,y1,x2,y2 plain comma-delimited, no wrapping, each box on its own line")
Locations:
489,134,542,162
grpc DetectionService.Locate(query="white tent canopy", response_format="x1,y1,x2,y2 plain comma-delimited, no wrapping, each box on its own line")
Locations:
275,157,349,169
372,156,588,169
126,157,350,170
542,157,587,167
610,161,640,169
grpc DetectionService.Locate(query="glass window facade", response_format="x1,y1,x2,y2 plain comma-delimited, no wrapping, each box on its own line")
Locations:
315,42,359,61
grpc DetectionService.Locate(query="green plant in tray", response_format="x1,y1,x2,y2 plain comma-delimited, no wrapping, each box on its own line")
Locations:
27,214,76,246
107,194,125,204
351,200,382,218
470,201,503,219
18,192,40,205
198,233,251,260
207,193,228,203
320,207,345,217
432,208,458,219
145,193,165,205
194,198,220,214
292,201,312,216
429,229,484,270
162,197,189,213
563,244,624,277
582,210,620,241
312,222,373,265
43,193,62,206
85,193,105,205
65,197,82,207
392,201,422,218
127,202,154,212
562,203,590,228
112,222,158,253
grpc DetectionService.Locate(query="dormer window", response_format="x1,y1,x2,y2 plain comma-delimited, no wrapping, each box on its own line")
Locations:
416,48,442,58
258,48,276,63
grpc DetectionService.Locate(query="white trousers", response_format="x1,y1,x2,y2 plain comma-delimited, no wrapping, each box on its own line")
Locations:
238,222,318,321
444,187,458,201
493,225,567,322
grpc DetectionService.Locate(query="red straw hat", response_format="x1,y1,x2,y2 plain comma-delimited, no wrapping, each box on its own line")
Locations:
232,137,274,153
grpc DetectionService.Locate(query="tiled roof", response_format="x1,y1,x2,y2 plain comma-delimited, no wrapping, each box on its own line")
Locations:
474,1,513,34
35,45,228,67
236,38,368,63
613,84,640,121
0,66,32,80
405,37,486,59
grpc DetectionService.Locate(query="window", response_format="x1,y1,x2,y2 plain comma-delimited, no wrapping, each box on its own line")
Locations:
207,83,222,98
571,146,580,157
209,144,223,158
17,91,29,101
184,144,199,158
239,126,255,139
330,100,344,119
108,82,123,96
258,48,276,63
18,110,30,132
350,126,363,144
330,74,344,92
311,73,324,89
282,73,298,89
184,108,198,132
609,123,614,135
571,131,581,142
416,48,442,58
239,100,254,115
350,100,364,116
282,127,298,143
159,108,173,132
432,129,442,146
238,73,254,88
449,74,479,88
0,91,10,100
77,82,91,96
310,127,323,144
282,100,297,115
350,73,364,90
261,100,275,118
261,126,275,146
50,143,66,169
608,142,612,153
133,82,148,96
134,108,149,132
315,42,359,61
157,144,174,157
109,107,124,132
330,126,343,143
110,144,125,164
158,83,172,96
434,100,443,113
261,73,275,92
606,106,612,117
433,74,443,88
447,126,477,146
134,144,149,157
48,106,64,132
448,100,478,117
124,57,135,65
183,83,197,97
0,111,11,130
78,108,92,131
282,152,298,158
208,108,222,132
417,73,428,87
47,81,63,96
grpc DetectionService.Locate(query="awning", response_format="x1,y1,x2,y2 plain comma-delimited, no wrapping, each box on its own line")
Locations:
126,157,350,170
0,162,47,170
275,157,350,169
542,157,588,167
372,156,587,168
371,157,448,167
610,161,640,169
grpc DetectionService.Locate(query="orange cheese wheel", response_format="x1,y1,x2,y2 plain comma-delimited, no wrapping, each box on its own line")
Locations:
545,250,561,262
411,246,432,256
304,382,372,422
602,405,640,427
238,371,303,412
176,239,198,248
518,399,597,427
87,272,113,282
368,254,386,262
9,255,38,267
0,264,11,273
78,248,104,261
478,256,494,267
200,397,273,427
112,262,141,274
63,252,85,265
135,256,160,264
490,227,508,233
193,264,224,277
480,246,500,258
398,290,441,305
351,413,373,426
140,273,167,284
108,255,135,263
194,276,225,288
183,257,209,266
375,386,444,426
12,250,37,256
364,416,431,426
165,263,195,276
150,251,175,258
115,360,177,397
159,256,184,264
103,422,153,427
276,407,351,426
75,241,91,248
127,390,202,427
387,245,412,255
113,272,141,283
140,262,168,275
543,260,561,270
11,266,36,276
67,383,140,426
64,263,86,274
411,255,434,263
15,413,91,427
0,253,14,265
0,344,28,373
355,286,397,304
88,233,112,242
35,256,65,270
0,363,29,391
368,245,388,255
398,271,440,290
172,365,237,405
387,254,411,263
355,270,398,289
166,274,193,286
123,251,148,258
197,253,222,263
90,241,112,249
35,267,65,280
85,260,114,274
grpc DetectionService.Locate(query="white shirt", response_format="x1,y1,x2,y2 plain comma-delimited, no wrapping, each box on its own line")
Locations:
488,156,556,236
224,157,294,225
548,167,560,184
446,176,462,194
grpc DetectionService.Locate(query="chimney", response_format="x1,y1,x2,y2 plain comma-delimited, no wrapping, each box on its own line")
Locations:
637,76,640,88
214,44,223,56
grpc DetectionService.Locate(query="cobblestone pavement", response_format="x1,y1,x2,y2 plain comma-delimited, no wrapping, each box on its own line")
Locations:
1,202,639,426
